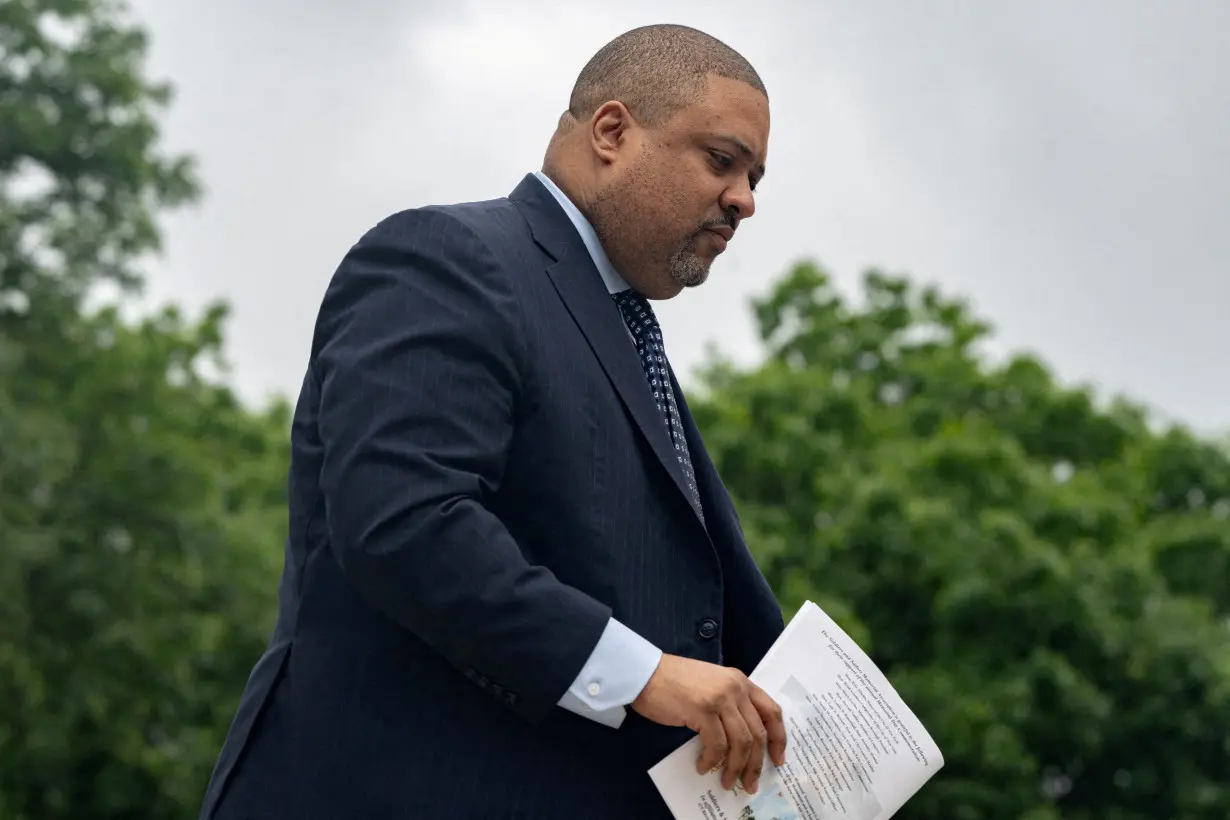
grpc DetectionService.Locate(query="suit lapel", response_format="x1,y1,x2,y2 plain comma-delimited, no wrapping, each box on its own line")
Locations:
510,174,704,527
547,259,705,522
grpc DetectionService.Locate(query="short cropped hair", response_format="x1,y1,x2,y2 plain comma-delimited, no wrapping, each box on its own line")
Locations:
567,24,766,126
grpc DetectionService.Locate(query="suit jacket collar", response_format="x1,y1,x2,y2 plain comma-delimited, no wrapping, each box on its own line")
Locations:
508,173,707,527
530,171,629,295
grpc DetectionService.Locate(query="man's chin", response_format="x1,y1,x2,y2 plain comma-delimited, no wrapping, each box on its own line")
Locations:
675,260,712,289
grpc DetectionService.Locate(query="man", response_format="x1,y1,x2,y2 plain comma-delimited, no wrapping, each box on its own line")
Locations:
201,23,786,820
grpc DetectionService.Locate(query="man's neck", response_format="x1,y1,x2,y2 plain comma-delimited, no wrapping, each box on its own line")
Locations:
532,170,629,296
540,163,595,223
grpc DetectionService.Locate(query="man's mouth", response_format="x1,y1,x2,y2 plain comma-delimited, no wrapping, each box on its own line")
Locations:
703,228,730,253
701,224,734,253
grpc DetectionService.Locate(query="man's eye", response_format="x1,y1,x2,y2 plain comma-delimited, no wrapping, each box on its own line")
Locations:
709,151,733,169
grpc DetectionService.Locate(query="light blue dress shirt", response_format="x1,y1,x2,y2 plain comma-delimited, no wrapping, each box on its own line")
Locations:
533,170,666,730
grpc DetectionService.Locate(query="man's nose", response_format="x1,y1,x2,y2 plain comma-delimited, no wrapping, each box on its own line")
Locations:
720,180,756,221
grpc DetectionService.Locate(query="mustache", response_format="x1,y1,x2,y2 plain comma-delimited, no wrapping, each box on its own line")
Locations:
695,210,739,235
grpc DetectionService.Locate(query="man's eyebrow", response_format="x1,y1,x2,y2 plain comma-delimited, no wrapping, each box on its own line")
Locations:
715,134,767,180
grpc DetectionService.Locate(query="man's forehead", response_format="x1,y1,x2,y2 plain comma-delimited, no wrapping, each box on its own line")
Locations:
688,79,768,138
689,106,770,170
700,74,769,111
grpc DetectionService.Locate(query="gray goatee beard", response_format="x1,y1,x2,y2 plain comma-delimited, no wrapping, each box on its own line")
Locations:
669,235,711,289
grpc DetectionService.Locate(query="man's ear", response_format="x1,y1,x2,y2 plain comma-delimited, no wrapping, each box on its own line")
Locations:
589,101,635,165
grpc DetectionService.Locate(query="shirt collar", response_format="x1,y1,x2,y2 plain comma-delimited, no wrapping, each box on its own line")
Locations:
533,170,629,295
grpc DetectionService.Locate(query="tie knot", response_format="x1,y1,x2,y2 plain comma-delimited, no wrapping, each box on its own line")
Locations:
612,289,659,334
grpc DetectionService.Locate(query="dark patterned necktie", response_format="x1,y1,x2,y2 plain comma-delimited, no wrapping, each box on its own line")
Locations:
612,289,703,518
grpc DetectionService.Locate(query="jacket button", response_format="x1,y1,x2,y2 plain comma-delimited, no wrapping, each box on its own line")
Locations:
697,618,719,640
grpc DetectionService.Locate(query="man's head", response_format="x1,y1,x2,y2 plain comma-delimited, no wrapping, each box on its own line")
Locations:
542,24,769,299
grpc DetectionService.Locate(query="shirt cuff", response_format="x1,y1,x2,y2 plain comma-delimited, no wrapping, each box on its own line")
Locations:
557,617,662,729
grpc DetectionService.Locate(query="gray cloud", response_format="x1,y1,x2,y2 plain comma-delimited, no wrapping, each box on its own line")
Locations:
128,0,1229,431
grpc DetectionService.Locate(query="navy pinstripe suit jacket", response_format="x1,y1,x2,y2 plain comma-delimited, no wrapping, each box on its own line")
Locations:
200,174,784,819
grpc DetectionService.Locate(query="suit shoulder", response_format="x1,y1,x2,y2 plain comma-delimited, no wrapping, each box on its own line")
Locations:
313,198,531,360
327,198,536,332
429,195,532,251
360,195,527,247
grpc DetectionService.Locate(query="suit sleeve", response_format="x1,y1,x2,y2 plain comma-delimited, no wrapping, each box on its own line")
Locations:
314,208,613,725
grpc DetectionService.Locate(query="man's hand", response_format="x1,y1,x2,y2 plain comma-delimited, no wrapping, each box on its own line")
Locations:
631,654,787,794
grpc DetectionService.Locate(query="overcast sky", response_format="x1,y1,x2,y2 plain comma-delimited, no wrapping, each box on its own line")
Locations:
125,0,1229,433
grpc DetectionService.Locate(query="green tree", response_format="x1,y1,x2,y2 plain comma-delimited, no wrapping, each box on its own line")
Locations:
5,2,1227,819
690,262,1230,820
1,1,288,817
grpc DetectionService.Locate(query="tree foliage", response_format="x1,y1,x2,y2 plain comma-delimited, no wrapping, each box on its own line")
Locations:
2,1,1228,819
0,1,287,817
690,262,1230,820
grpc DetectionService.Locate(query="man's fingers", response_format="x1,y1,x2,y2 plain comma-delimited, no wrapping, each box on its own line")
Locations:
693,713,729,776
719,707,754,791
750,684,788,767
670,663,784,790
736,697,768,794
